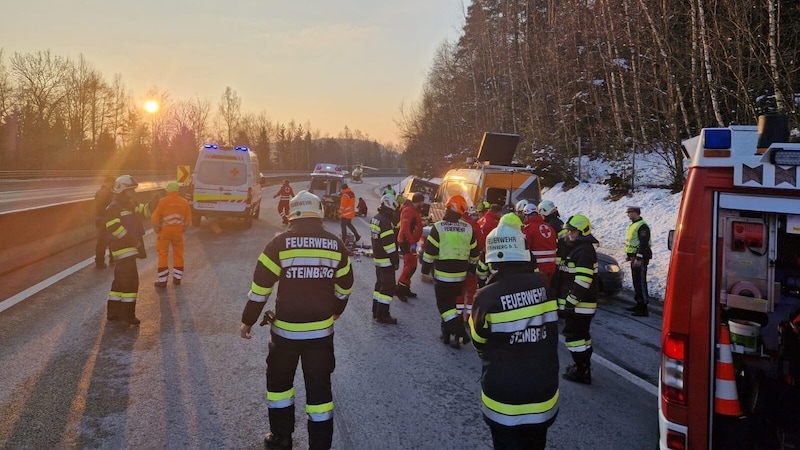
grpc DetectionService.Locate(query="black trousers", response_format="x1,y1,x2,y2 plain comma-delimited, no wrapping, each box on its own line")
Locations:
435,281,464,318
340,218,358,240
267,334,336,450
562,312,594,368
110,257,138,301
374,266,397,302
630,259,650,303
485,417,548,450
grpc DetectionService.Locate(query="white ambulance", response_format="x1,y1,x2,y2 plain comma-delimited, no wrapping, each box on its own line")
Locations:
189,144,263,227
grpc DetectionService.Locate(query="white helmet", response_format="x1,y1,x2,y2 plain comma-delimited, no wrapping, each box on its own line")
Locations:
289,190,323,220
538,200,557,217
113,175,139,194
523,203,538,216
380,194,398,211
485,223,531,263
514,199,529,214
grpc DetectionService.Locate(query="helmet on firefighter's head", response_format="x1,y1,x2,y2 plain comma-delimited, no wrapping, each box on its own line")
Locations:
289,190,323,220
514,199,529,214
113,175,139,194
476,201,490,213
485,224,531,264
446,195,468,215
166,181,180,193
498,212,523,231
538,200,557,217
411,192,425,204
523,203,538,216
380,194,398,211
565,214,592,236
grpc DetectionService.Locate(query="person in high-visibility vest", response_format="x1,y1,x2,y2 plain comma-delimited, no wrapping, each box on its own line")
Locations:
624,206,652,317
370,194,400,324
338,183,361,243
94,175,116,268
152,181,191,287
240,190,353,450
421,195,479,349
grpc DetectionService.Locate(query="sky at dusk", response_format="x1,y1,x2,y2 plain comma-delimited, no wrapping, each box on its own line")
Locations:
1,1,468,145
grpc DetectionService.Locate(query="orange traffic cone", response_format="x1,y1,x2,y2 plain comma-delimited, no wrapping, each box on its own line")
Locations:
714,323,743,416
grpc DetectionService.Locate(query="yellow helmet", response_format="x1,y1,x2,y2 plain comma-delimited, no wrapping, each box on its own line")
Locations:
565,214,592,236
289,190,323,220
498,212,523,231
166,181,180,193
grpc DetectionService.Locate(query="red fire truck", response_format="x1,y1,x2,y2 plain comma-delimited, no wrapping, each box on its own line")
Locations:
659,115,800,449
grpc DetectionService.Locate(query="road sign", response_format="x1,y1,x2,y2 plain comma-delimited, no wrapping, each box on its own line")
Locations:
177,165,191,183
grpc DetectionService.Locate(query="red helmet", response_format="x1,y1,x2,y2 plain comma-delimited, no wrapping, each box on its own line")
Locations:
446,195,468,215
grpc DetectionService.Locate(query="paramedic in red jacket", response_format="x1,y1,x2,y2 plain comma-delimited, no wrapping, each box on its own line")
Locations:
273,179,294,225
478,203,502,237
521,203,558,286
397,192,424,301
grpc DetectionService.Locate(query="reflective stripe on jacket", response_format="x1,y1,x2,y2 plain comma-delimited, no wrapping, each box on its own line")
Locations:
152,192,191,229
105,197,146,260
339,188,355,219
625,218,651,258
370,209,398,268
422,217,478,283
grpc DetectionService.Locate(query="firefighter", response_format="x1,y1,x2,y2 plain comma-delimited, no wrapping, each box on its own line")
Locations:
94,175,116,268
520,203,558,286
456,205,486,339
397,192,425,301
538,200,566,238
470,224,559,450
240,190,353,450
105,175,151,325
338,183,361,243
624,206,652,317
556,214,599,384
421,195,479,349
273,179,294,225
371,194,400,324
152,181,191,287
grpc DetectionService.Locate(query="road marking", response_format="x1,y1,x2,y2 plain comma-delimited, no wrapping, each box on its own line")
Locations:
559,334,658,397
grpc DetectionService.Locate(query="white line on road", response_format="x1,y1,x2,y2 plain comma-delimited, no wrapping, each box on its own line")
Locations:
0,256,95,314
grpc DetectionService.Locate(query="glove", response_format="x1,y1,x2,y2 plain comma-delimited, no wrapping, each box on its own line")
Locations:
564,294,578,310
399,241,411,255
626,254,633,262
632,258,642,268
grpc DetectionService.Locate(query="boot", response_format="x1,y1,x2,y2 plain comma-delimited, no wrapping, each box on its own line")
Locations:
395,284,408,302
263,432,292,450
562,364,592,384
460,322,471,345
106,300,119,321
625,305,638,312
448,320,462,349
122,302,141,326
440,322,451,345
406,287,418,298
631,303,649,317
372,300,378,319
376,303,397,324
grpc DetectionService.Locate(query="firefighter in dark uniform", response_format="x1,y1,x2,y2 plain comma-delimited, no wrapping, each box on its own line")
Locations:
273,179,295,225
105,175,150,325
240,190,354,450
421,195,479,348
556,214,599,384
470,224,559,450
370,194,400,324
94,175,116,268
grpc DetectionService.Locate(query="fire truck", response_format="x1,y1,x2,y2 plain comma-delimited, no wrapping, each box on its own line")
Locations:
659,115,800,449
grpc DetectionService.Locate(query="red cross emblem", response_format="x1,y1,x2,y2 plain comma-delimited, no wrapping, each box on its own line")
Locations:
539,224,553,239
230,167,240,178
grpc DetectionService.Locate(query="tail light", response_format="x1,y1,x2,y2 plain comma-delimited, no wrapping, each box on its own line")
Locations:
247,187,253,204
662,332,687,405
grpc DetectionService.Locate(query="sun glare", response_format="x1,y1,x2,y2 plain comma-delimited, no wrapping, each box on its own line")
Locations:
144,100,160,114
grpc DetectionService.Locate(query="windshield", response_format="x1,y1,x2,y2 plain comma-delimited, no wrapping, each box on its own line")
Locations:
196,160,247,186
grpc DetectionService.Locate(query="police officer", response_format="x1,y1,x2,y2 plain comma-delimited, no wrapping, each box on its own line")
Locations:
152,181,191,287
625,206,652,316
105,175,150,325
421,195,479,348
371,194,400,324
94,175,116,268
470,224,559,450
556,214,599,384
240,190,353,450
273,179,294,225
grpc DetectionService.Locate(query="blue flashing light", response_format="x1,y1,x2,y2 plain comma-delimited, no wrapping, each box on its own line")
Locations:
204,144,220,150
704,129,731,149
234,146,249,152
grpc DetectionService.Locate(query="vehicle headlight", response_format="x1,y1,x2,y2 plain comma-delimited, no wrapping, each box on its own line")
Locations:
603,264,620,273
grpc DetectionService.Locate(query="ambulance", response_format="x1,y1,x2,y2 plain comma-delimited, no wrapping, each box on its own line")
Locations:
428,132,541,221
189,144,263,227
659,115,800,449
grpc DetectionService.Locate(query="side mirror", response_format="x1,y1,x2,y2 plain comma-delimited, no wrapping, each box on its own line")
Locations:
667,230,675,251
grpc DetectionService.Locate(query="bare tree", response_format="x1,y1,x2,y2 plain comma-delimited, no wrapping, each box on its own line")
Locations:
218,86,241,146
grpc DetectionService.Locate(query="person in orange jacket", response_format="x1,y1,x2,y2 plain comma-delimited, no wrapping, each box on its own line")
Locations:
520,203,558,286
152,181,191,287
338,183,361,243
